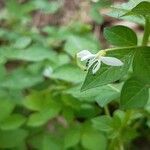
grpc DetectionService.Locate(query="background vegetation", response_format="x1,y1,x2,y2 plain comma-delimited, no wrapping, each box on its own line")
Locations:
0,0,149,150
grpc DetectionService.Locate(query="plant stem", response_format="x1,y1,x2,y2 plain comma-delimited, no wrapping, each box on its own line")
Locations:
142,17,150,46
104,45,146,52
104,105,110,116
118,138,124,150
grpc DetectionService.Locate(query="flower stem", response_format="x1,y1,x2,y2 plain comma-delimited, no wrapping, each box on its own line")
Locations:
142,17,150,46
104,45,146,52
118,138,124,150
104,105,110,116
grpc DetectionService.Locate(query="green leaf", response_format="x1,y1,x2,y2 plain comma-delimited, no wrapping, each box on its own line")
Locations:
23,91,53,111
81,129,107,150
124,1,150,16
64,127,81,148
7,46,57,62
0,114,26,130
0,129,28,148
41,135,61,150
120,77,149,109
81,48,134,91
104,25,137,46
108,0,148,24
0,69,43,89
89,6,103,24
30,133,62,150
0,100,15,122
51,64,85,83
27,107,61,127
92,116,113,132
64,35,100,56
133,46,150,83
66,83,121,107
13,37,32,49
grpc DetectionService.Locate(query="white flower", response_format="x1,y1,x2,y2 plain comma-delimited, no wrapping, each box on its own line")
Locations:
77,50,123,74
43,66,53,78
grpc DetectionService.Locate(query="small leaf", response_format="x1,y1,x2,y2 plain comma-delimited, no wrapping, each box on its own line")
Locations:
104,25,137,46
51,64,86,83
92,116,113,132
0,100,15,122
120,77,149,109
0,114,26,130
81,129,107,150
64,127,81,148
0,129,28,148
23,91,53,111
13,37,32,49
27,107,61,127
64,35,100,56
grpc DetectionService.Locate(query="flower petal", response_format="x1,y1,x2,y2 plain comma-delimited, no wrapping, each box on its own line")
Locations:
101,57,123,66
77,50,95,61
92,60,101,74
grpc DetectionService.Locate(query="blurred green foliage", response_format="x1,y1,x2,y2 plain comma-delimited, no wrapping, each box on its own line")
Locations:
0,0,149,150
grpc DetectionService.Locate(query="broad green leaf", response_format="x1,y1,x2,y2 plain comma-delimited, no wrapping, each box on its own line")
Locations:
0,69,43,89
0,129,28,148
66,83,121,107
30,133,62,150
104,25,137,46
133,46,150,83
6,46,57,62
81,48,134,91
27,107,61,127
23,91,53,111
0,100,15,122
81,129,107,150
120,77,149,109
75,104,99,118
0,114,26,130
108,0,150,24
64,127,81,148
64,35,100,56
92,116,113,132
13,37,32,49
51,64,86,83
41,135,61,150
93,115,122,139
124,1,150,16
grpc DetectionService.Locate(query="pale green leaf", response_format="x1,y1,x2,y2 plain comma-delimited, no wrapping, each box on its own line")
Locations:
51,64,86,83
64,35,100,56
27,107,61,127
13,37,32,49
